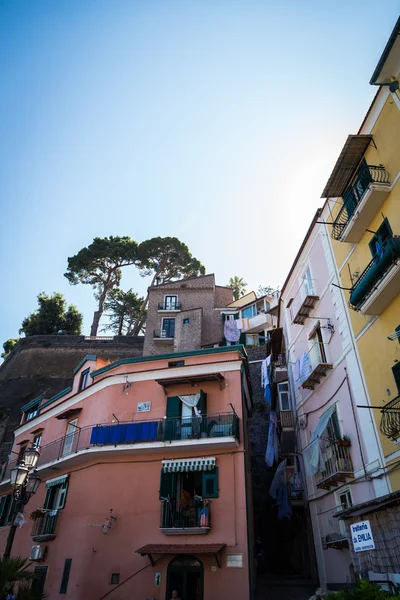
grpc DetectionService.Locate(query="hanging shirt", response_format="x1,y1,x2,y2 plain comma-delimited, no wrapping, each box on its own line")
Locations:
224,319,241,342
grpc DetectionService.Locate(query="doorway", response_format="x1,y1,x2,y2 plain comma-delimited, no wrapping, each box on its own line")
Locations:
166,556,203,600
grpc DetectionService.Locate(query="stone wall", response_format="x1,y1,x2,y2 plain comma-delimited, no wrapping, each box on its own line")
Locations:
0,335,144,464
174,308,203,352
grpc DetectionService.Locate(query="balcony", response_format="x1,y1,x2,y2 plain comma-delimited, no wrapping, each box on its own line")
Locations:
160,499,211,535
349,236,400,314
279,411,294,429
241,312,273,333
31,512,58,542
153,329,174,340
301,342,332,391
158,303,182,312
331,160,391,243
290,280,319,325
380,395,400,441
319,505,349,550
315,440,354,490
1,414,239,483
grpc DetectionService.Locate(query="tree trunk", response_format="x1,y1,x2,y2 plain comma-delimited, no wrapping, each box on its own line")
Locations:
130,292,149,336
90,285,109,336
118,315,124,336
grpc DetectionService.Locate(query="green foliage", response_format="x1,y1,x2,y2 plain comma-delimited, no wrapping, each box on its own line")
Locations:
137,237,205,283
64,236,139,336
15,583,48,600
257,284,278,298
0,556,35,598
227,276,247,301
102,288,145,335
19,293,82,336
326,579,400,600
1,339,20,359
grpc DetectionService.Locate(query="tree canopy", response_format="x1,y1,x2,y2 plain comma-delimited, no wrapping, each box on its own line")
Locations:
257,284,279,298
1,338,20,359
102,289,145,336
130,237,205,335
19,292,82,336
64,236,139,336
227,276,247,301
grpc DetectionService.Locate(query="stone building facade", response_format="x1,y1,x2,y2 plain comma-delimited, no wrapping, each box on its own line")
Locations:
143,274,233,355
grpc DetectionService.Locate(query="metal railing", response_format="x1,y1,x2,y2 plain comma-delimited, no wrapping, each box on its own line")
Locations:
332,160,390,241
1,414,239,481
290,279,318,324
380,394,400,440
279,411,294,429
153,329,175,338
315,439,353,487
160,499,211,529
299,341,330,388
158,302,182,311
319,504,349,548
31,512,58,538
349,236,400,310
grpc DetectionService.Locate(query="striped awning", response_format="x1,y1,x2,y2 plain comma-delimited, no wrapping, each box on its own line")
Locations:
162,457,216,473
45,474,68,489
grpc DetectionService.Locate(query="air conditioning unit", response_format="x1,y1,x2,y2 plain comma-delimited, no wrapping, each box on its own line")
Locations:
29,545,45,561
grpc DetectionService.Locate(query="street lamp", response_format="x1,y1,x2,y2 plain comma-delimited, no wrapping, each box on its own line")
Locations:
3,447,41,558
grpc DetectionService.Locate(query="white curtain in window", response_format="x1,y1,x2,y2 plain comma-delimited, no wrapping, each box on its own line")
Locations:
179,394,201,416
303,404,336,476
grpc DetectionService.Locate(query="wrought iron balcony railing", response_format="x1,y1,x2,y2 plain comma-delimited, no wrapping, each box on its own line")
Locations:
160,499,211,533
315,439,354,490
1,414,239,481
380,395,400,440
31,512,58,541
332,160,390,241
349,236,400,311
158,302,182,311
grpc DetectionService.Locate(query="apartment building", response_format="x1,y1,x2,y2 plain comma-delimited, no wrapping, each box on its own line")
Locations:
0,348,255,600
143,274,233,356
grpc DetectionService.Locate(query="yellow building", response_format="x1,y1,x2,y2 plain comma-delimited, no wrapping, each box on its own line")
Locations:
319,18,400,578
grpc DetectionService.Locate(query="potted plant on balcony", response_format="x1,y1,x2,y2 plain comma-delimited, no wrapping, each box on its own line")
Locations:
337,435,351,448
29,509,46,522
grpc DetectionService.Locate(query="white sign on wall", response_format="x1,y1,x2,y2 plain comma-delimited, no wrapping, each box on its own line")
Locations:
137,402,151,413
226,554,243,568
350,520,375,553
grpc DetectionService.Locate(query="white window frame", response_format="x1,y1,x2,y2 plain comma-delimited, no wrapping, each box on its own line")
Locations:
32,433,42,448
62,419,78,457
161,317,175,337
277,382,291,412
335,487,352,536
163,295,178,310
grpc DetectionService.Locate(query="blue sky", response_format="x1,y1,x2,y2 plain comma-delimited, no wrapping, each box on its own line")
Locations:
0,1,399,346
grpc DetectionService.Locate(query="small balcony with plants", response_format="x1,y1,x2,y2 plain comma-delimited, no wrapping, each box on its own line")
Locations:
349,235,400,315
160,496,211,535
380,394,400,442
331,159,391,243
31,509,58,542
315,437,354,490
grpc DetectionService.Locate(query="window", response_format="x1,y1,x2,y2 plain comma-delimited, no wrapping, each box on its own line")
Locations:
62,420,78,456
224,314,235,321
31,567,48,596
368,218,392,257
79,369,90,391
60,559,72,594
183,318,190,325
0,495,14,527
168,360,185,368
164,295,178,310
242,305,256,319
393,362,400,395
309,324,327,365
111,573,120,585
336,488,352,536
25,406,39,422
161,318,175,338
278,382,290,411
33,433,42,447
303,266,315,296
396,325,400,346
17,444,28,464
326,410,341,441
44,479,69,511
165,393,207,441
246,334,258,346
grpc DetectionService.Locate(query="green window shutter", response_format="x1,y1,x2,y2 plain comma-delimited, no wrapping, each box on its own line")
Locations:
6,498,15,525
159,471,176,500
56,482,69,510
393,363,400,395
165,396,181,441
43,488,53,510
202,467,219,498
0,496,7,525
396,325,400,345
59,559,72,594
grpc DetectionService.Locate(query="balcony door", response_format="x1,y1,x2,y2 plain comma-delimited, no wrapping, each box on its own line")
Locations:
165,296,178,310
310,326,327,367
303,267,315,296
62,420,78,457
162,318,175,338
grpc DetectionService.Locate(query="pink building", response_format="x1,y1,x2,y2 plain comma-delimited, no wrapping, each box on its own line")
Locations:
279,211,390,589
0,347,255,600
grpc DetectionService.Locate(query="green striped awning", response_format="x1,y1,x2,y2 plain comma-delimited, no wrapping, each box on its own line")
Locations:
46,474,68,489
162,457,216,473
